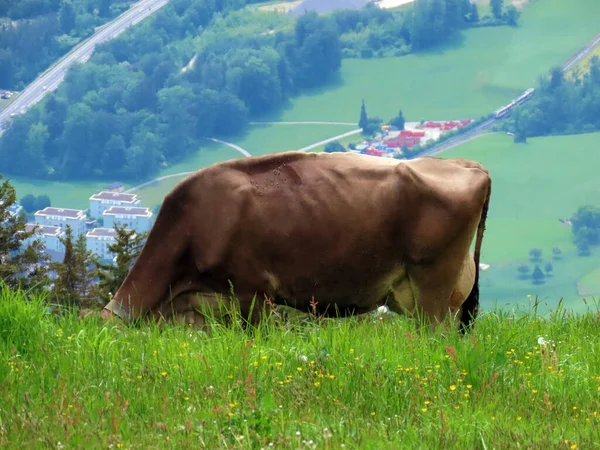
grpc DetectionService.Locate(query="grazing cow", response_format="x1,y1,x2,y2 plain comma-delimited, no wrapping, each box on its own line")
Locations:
102,151,491,333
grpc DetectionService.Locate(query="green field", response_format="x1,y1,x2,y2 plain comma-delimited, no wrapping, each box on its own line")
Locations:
257,0,600,123
578,267,600,296
442,132,600,310
1,289,600,448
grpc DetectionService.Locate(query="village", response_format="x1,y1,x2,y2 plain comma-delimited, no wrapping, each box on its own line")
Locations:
348,119,474,158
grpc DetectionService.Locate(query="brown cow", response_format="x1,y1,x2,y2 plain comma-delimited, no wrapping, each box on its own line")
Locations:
101,151,491,333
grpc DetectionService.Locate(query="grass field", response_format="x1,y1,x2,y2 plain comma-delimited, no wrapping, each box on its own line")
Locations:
260,0,600,123
442,132,600,309
568,42,600,78
578,267,600,296
1,288,599,448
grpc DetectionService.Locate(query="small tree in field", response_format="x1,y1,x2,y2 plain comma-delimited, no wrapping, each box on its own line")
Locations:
94,224,148,303
532,265,545,285
544,262,553,276
517,264,531,280
389,109,405,130
552,247,562,260
529,248,542,262
359,99,368,129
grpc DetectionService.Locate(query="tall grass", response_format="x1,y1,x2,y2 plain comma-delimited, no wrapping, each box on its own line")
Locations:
0,288,598,448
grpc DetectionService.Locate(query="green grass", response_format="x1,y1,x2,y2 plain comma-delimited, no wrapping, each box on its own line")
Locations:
1,288,600,448
578,267,600,296
442,132,600,310
261,0,600,123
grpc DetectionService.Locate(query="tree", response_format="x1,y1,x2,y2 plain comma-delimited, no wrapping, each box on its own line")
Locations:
34,195,51,211
517,264,530,280
469,2,479,22
505,5,520,26
51,226,99,307
490,0,504,19
324,141,346,153
529,248,542,262
94,224,148,303
359,99,369,129
389,109,405,130
513,130,527,143
363,117,383,136
99,0,111,17
59,0,76,34
20,194,36,213
552,247,562,260
544,262,553,276
531,265,545,285
0,176,49,291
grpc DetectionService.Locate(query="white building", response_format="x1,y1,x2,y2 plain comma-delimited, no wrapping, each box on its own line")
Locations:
103,206,152,234
24,223,65,254
34,207,87,237
89,191,141,219
86,228,118,261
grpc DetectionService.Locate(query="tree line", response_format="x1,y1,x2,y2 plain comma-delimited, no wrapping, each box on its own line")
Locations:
0,0,134,90
0,174,147,308
508,58,600,141
0,0,520,182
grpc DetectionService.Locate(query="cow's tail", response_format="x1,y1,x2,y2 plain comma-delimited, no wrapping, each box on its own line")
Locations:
459,176,491,334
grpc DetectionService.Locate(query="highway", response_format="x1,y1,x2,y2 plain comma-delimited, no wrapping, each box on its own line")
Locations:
0,0,169,133
421,31,600,157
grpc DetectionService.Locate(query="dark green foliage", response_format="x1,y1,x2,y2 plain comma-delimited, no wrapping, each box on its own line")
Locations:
490,0,504,19
20,194,51,213
0,0,135,90
50,227,99,307
529,248,542,263
0,176,49,291
571,206,600,253
389,109,405,130
94,224,147,303
363,117,383,136
359,99,368,129
324,141,346,153
532,264,545,285
517,264,530,280
511,58,600,139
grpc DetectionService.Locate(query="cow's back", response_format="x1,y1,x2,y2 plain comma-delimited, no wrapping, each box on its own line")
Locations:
176,152,489,313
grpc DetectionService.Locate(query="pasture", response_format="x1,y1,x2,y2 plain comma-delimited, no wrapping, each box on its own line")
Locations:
442,132,600,310
261,0,600,123
1,288,599,449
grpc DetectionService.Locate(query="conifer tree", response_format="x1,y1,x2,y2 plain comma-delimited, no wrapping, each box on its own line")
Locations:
0,175,49,292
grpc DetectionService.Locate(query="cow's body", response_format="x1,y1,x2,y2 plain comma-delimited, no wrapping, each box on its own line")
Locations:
103,151,491,332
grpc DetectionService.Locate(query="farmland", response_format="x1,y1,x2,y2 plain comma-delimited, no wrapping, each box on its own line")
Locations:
442,132,600,311
256,0,600,123
1,288,600,448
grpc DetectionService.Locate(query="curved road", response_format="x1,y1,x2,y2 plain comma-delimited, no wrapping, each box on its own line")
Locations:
0,0,170,133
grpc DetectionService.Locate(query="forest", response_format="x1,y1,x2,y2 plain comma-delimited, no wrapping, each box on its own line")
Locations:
0,0,519,181
509,58,600,141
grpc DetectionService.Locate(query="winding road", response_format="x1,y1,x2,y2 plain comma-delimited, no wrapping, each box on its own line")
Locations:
0,0,170,133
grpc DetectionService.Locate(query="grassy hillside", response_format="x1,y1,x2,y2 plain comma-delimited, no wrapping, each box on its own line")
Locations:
442,132,600,310
1,288,599,449
257,0,600,123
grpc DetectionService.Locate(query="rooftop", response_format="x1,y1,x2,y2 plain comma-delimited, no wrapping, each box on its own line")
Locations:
35,207,85,219
103,206,152,217
90,191,139,203
25,223,63,236
86,228,118,238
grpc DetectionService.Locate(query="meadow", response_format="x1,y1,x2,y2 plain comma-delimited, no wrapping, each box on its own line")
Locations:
442,131,600,310
257,0,600,124
1,288,600,449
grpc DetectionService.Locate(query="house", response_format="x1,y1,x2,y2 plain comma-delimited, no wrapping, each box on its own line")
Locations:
104,182,125,193
34,207,87,237
89,191,141,219
103,206,153,234
86,228,118,261
23,223,65,254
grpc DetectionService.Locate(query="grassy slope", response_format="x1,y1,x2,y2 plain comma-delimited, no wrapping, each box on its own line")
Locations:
260,0,600,123
442,132,600,310
1,290,599,449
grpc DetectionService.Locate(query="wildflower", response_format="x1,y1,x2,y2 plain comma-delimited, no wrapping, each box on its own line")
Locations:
424,401,430,405
253,362,259,367
491,417,496,421
532,389,538,394
421,408,427,413
517,417,522,421
466,385,472,389
275,362,283,367
371,412,375,416
297,367,303,372
571,445,577,450
450,385,456,391
161,372,167,377
314,382,320,387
